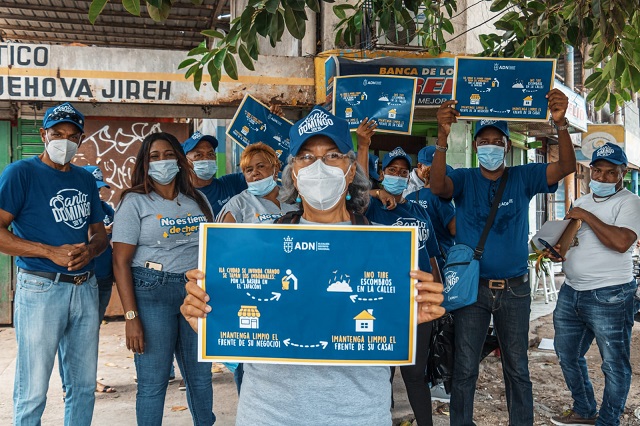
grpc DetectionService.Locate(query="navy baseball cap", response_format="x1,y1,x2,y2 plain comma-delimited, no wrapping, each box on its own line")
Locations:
82,165,110,189
590,142,627,166
417,146,436,166
289,106,352,156
182,131,219,154
473,119,510,140
382,147,412,169
368,153,380,180
43,102,84,132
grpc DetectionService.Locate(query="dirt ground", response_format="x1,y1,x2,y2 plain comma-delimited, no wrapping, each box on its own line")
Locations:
1,311,639,425
430,313,640,426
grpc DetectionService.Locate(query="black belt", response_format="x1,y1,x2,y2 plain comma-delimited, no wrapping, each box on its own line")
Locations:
480,274,528,290
19,268,94,285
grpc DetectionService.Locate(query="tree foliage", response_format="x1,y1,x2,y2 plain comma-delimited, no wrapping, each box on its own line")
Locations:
479,0,640,112
89,0,640,111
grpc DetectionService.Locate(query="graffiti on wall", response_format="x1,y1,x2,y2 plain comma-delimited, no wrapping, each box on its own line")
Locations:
72,119,189,206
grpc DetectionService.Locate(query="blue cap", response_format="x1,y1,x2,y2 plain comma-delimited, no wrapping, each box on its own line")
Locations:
418,146,436,166
289,106,352,156
43,102,84,132
182,131,219,154
590,142,627,166
382,147,412,169
473,119,510,140
368,153,380,180
82,165,110,189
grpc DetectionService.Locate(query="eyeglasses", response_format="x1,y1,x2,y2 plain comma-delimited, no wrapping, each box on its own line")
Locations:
294,152,348,166
384,166,410,178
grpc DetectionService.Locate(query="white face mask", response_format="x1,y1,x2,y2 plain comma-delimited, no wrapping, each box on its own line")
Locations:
45,136,78,165
294,160,350,211
148,159,180,185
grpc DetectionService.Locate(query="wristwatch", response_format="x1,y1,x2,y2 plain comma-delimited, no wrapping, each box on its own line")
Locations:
552,117,570,132
124,310,138,320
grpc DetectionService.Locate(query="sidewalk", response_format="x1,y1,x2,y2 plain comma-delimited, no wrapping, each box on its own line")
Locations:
0,280,559,425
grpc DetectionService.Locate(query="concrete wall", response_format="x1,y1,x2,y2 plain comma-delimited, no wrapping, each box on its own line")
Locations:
447,0,501,55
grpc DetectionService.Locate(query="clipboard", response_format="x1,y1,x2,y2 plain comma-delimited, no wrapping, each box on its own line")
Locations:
530,219,581,257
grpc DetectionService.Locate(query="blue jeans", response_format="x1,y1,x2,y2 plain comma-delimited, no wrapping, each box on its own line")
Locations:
234,363,244,394
553,281,636,426
450,282,533,426
14,270,99,426
131,267,214,426
59,275,113,392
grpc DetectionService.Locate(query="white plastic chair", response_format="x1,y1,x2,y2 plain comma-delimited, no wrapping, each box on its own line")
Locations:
529,259,558,303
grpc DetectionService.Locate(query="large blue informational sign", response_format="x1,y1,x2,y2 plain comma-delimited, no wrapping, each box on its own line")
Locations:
333,75,417,135
198,224,418,366
453,57,556,121
226,94,293,165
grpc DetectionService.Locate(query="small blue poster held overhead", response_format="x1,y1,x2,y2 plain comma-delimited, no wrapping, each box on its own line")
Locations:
333,75,417,134
198,224,418,366
226,94,293,165
453,57,556,121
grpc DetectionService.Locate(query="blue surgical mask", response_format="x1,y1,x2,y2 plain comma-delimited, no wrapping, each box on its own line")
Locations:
148,159,179,185
382,174,409,195
193,160,217,180
477,145,506,171
589,179,618,197
247,175,277,197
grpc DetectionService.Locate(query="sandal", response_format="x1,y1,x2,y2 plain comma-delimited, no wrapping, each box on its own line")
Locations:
96,382,117,393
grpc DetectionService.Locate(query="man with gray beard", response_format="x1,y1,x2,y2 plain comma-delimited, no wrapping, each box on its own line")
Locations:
0,102,107,426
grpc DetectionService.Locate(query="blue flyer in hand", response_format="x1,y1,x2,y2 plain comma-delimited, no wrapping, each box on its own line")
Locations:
226,94,292,165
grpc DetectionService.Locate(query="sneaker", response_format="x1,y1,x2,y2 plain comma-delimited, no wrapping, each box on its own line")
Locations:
551,409,597,425
178,379,186,391
430,383,450,403
168,375,176,384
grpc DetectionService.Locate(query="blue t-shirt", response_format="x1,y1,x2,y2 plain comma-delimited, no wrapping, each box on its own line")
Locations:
405,188,456,268
365,197,440,273
199,172,248,216
0,157,104,273
94,201,114,279
449,164,557,279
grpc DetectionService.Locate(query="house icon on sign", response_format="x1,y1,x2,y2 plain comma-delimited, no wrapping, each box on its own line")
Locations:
354,309,376,332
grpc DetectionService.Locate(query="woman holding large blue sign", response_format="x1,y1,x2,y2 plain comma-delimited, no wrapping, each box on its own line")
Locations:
112,132,216,426
181,107,445,425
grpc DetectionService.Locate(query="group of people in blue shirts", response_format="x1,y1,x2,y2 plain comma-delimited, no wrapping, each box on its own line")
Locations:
9,86,633,426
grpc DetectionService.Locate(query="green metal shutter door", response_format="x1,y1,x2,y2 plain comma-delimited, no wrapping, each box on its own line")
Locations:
15,119,44,159
0,120,14,324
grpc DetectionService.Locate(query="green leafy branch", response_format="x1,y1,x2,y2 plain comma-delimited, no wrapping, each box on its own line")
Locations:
479,0,640,112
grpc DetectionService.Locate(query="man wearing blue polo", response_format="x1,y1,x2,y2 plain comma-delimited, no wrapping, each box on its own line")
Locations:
0,102,108,425
431,89,576,426
181,131,247,216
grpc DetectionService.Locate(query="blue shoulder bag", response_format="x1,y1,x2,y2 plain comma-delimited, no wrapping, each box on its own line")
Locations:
441,168,509,311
